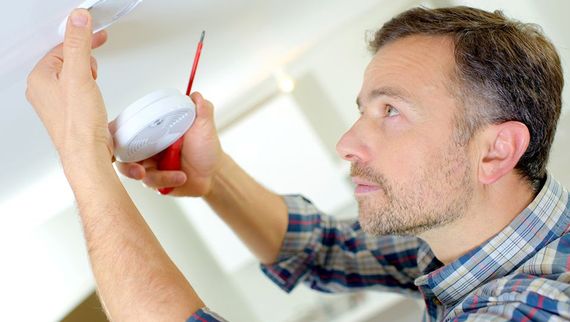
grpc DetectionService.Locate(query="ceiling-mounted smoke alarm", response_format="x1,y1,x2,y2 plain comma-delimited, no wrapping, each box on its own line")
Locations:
59,0,143,37
109,89,196,163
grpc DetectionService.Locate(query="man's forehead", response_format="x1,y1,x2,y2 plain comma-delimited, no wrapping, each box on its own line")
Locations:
360,35,456,101
366,35,455,74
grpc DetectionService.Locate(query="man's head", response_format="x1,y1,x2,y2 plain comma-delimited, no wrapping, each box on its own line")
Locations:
337,6,563,236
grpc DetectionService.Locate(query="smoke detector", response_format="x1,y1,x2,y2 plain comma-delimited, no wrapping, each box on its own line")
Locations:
109,89,196,163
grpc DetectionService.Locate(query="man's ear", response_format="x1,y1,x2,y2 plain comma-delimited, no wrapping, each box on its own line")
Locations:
478,121,530,185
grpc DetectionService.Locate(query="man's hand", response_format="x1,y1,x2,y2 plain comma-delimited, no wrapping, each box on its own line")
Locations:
116,92,227,197
26,9,112,165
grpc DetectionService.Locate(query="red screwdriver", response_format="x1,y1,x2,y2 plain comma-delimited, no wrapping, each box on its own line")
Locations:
157,30,205,195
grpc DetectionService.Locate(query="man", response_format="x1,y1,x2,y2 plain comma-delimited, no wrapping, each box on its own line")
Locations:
26,5,569,322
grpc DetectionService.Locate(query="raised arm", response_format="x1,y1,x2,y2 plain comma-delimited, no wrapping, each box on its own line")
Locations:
116,87,289,265
203,153,289,264
26,9,204,321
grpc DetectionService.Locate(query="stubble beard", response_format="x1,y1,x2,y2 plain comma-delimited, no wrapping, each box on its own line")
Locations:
353,146,474,237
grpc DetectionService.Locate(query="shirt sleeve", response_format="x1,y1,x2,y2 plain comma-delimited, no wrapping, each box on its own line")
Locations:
260,195,424,295
187,307,228,322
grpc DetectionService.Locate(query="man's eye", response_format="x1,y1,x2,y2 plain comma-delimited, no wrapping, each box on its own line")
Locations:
386,105,400,117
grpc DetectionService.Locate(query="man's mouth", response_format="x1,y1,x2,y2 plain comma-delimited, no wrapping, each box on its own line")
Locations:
352,177,381,194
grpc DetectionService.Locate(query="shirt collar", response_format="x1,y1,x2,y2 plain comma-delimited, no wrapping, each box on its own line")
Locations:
414,174,570,306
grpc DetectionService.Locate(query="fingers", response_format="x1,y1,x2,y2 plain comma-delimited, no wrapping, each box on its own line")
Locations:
92,30,108,49
31,24,105,82
89,31,106,80
61,9,94,81
190,92,215,126
116,162,146,180
116,160,187,189
91,56,98,79
142,171,187,189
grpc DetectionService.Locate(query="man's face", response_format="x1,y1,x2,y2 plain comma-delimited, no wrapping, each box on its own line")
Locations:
336,35,475,236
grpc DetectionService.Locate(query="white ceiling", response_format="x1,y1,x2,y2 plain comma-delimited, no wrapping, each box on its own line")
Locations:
1,0,569,204
0,0,386,201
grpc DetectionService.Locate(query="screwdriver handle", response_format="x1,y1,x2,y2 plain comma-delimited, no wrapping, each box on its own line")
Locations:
156,136,184,195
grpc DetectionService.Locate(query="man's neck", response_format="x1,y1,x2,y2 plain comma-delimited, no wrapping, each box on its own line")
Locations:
419,173,536,265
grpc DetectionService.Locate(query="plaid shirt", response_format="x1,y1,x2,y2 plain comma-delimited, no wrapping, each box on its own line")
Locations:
189,175,570,321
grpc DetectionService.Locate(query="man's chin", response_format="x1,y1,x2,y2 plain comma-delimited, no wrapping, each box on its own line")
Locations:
357,210,426,237
357,209,387,235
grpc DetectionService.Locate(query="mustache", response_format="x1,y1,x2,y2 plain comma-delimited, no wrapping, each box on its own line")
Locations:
350,164,392,199
350,164,385,186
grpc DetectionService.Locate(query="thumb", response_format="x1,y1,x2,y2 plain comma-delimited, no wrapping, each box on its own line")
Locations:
61,9,94,81
190,92,214,125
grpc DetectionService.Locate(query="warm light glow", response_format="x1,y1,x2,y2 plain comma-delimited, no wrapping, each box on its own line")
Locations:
274,69,296,93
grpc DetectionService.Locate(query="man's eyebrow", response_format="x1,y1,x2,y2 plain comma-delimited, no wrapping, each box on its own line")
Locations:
356,86,414,111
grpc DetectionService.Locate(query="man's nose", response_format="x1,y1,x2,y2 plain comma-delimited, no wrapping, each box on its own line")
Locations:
336,123,369,164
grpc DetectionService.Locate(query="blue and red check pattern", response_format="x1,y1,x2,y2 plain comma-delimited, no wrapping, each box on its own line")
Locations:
189,175,570,321
187,307,227,322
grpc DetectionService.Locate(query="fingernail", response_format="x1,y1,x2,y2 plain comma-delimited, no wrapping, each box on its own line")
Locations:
129,167,140,179
174,174,186,185
71,9,88,27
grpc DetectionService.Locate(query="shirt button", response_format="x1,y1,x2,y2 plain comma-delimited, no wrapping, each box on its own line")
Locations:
433,298,442,306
